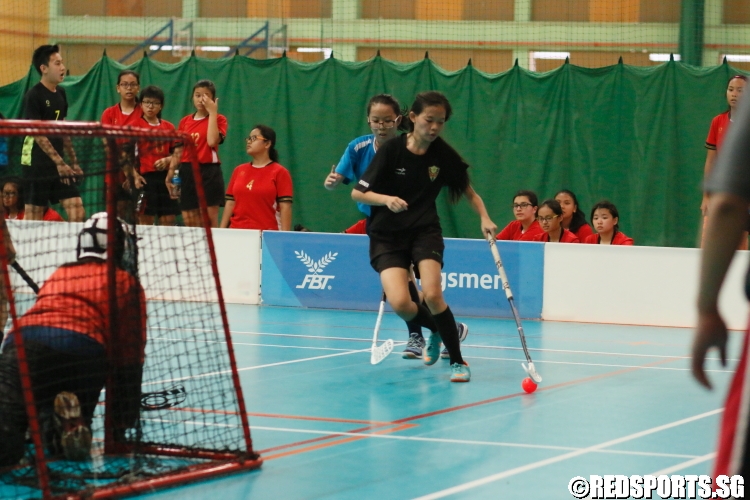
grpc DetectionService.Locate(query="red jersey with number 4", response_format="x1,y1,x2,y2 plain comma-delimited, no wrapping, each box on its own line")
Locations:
226,162,293,230
178,113,228,164
522,229,580,243
582,232,634,245
496,220,544,241
706,111,731,151
137,117,176,174
101,104,142,127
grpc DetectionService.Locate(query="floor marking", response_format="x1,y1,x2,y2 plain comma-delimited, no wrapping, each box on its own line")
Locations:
150,339,358,352
465,355,734,373
249,412,394,425
252,426,700,459
413,409,723,500
649,452,717,476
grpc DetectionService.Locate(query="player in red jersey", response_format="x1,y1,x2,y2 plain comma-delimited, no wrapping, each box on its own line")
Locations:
0,213,146,465
167,80,227,228
135,86,180,226
2,178,63,221
582,201,633,245
522,199,580,243
555,189,592,241
701,75,748,249
220,125,293,231
496,190,543,241
100,70,141,128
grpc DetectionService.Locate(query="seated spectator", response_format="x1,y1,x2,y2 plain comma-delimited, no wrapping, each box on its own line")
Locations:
522,199,579,243
583,201,634,245
220,125,292,231
496,190,544,241
555,189,593,241
2,177,63,221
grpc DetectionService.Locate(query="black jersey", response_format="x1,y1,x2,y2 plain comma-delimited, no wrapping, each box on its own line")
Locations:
21,82,68,168
355,134,469,232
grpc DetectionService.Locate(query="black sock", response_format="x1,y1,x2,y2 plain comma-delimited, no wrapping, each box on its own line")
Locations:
433,307,464,365
405,281,423,336
410,303,438,333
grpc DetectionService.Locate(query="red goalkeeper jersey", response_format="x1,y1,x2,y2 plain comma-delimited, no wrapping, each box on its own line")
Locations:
137,117,176,174
17,261,147,366
178,113,228,164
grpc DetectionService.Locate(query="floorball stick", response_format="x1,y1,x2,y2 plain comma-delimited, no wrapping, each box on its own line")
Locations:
485,232,542,383
370,291,394,365
11,261,39,294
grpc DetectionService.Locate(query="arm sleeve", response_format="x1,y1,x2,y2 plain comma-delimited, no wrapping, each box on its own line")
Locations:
276,166,293,202
705,116,719,150
217,114,228,144
354,141,393,193
706,97,750,201
335,143,358,184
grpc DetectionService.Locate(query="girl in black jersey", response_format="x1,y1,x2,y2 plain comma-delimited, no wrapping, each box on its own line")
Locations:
353,91,496,383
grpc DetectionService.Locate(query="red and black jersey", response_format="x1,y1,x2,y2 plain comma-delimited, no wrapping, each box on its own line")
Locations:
17,261,147,366
225,162,293,230
496,220,543,241
178,113,228,164
101,103,142,127
706,111,731,151
582,231,634,245
136,117,176,174
522,228,580,243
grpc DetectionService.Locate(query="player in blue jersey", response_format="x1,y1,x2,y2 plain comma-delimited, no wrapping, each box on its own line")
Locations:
324,94,468,359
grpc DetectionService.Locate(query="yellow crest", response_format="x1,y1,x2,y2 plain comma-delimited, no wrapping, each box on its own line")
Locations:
428,166,440,182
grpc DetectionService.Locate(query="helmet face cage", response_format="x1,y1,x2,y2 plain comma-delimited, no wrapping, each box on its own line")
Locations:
76,212,137,274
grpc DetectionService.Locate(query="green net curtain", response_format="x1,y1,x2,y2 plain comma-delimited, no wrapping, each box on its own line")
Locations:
0,54,741,247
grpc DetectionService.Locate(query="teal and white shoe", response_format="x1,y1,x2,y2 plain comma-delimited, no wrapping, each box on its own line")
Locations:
423,332,442,366
450,362,471,383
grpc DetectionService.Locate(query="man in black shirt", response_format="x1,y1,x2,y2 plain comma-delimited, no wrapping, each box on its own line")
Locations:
21,45,84,222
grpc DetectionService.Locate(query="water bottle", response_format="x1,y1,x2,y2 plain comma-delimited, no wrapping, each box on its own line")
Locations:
171,170,181,199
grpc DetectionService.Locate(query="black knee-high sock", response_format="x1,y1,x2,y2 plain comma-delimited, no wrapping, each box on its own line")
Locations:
433,307,464,365
405,281,423,336
410,303,438,333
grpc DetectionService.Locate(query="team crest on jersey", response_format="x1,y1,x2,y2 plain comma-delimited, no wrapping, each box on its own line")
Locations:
428,166,440,182
45,100,50,107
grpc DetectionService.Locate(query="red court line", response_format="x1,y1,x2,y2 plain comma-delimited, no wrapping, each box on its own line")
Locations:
258,356,679,457
258,421,405,454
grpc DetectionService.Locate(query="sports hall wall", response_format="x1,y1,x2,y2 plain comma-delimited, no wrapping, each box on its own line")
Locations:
0,55,743,248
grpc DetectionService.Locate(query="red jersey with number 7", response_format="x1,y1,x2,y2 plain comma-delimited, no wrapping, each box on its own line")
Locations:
178,113,228,164
136,117,176,174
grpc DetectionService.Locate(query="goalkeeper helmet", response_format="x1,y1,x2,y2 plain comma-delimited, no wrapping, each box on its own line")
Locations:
76,212,137,273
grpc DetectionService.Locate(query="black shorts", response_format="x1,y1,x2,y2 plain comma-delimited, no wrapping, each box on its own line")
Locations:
178,162,225,211
369,224,444,273
23,163,80,207
142,171,180,217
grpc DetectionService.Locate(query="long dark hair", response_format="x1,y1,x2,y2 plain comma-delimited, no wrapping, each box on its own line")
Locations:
117,70,140,86
514,190,538,207
539,199,563,217
1,177,24,213
252,124,279,163
590,200,620,231
555,189,587,233
407,91,453,132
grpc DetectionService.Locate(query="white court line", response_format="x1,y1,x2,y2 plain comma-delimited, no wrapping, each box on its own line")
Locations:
465,355,734,373
150,339,359,352
413,409,724,500
250,426,699,459
649,452,717,476
151,327,731,362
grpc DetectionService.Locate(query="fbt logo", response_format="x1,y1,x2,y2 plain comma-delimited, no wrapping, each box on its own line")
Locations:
295,250,338,289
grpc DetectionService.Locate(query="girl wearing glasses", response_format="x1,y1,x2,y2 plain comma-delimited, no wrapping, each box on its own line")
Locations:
135,86,180,226
101,70,141,128
522,199,579,243
554,189,593,241
353,91,496,383
1,177,62,221
496,190,543,240
583,201,633,245
167,80,228,228
220,125,292,231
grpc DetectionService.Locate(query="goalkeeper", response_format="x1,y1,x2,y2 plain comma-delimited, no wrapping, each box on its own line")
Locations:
0,212,146,466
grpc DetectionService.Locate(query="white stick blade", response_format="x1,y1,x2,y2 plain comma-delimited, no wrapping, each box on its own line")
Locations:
522,362,542,383
370,339,394,365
